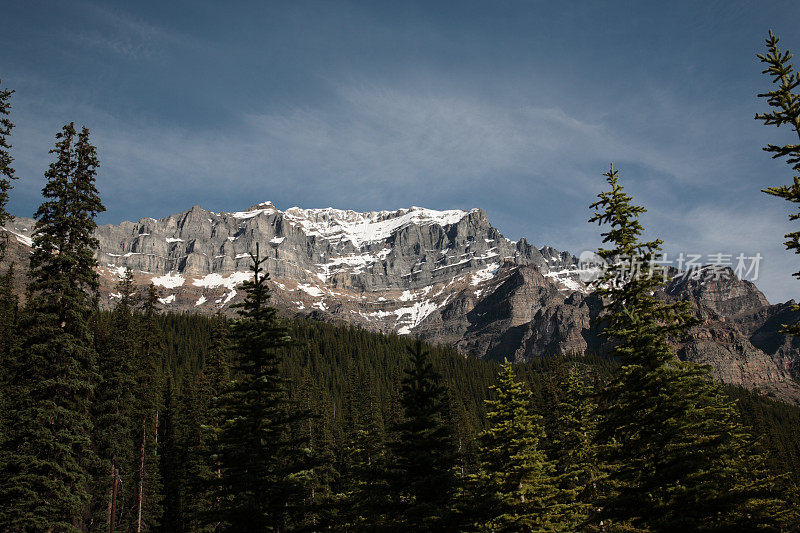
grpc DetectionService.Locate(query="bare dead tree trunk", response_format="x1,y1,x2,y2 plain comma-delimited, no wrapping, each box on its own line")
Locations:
137,418,146,532
154,410,158,455
107,463,114,530
110,466,119,533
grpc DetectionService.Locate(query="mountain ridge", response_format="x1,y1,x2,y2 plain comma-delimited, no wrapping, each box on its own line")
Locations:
3,201,799,401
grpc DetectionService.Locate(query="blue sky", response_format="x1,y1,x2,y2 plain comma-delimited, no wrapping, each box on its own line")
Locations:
2,1,800,302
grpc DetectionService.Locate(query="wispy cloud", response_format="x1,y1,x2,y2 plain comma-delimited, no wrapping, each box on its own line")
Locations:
69,4,193,60
7,78,798,303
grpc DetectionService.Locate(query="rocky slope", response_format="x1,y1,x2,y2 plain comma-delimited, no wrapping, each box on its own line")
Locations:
3,202,799,401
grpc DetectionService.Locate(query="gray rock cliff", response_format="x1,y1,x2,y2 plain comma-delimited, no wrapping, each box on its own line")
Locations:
3,202,798,401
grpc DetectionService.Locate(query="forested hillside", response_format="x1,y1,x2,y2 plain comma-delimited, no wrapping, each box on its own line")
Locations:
3,294,800,530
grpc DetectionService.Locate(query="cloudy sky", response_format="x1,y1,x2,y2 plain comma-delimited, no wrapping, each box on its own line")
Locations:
2,1,800,302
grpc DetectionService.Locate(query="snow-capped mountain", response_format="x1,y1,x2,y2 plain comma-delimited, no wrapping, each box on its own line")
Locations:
82,201,586,336
3,202,799,402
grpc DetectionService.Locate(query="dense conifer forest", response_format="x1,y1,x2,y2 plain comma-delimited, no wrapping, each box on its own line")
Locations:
1,30,800,531
4,299,800,531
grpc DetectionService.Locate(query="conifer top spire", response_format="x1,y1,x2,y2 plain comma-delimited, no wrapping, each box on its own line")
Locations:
0,79,17,234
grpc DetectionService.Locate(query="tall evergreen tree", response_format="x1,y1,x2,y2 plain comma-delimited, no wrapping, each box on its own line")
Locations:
292,369,339,529
91,268,138,529
0,265,19,456
184,313,231,531
0,123,104,531
467,360,557,532
0,79,17,394
0,265,18,365
757,31,800,334
208,244,314,531
0,78,17,241
0,79,18,389
387,339,457,531
336,368,390,530
159,378,186,532
134,281,166,531
590,164,789,530
549,365,605,531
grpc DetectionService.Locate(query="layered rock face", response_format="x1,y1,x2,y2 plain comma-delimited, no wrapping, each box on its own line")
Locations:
3,202,799,401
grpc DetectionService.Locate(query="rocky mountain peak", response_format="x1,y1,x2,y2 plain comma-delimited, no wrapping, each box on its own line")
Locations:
2,201,799,401
667,266,770,318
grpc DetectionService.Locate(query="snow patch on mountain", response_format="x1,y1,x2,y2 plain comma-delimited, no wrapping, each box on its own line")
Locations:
297,283,325,298
192,271,252,291
544,268,601,293
471,262,502,286
395,301,440,335
398,290,415,301
152,272,185,289
360,297,442,335
433,249,499,273
315,248,393,281
109,265,129,279
1,226,33,247
229,202,279,219
281,205,474,248
222,291,237,305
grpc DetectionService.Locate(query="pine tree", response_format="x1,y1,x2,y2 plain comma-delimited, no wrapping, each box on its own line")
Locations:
159,378,186,532
549,365,605,531
757,31,800,334
450,394,479,481
467,360,557,532
336,368,390,530
0,80,17,422
0,81,18,403
134,281,166,531
387,339,457,531
208,244,314,531
292,369,339,529
590,164,789,530
0,265,19,454
0,123,104,531
0,265,19,372
184,313,231,531
0,78,17,244
91,268,138,529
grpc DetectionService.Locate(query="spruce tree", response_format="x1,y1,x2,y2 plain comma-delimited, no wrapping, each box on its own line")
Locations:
0,80,18,392
549,365,605,531
133,281,166,531
467,360,557,532
0,78,17,239
184,313,231,531
208,244,314,531
757,31,800,334
590,164,788,530
0,265,19,456
159,378,187,532
387,339,457,531
0,123,104,531
0,79,17,432
91,268,138,529
291,369,338,530
0,265,18,365
337,368,390,530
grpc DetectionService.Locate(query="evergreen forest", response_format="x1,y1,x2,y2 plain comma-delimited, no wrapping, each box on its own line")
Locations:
0,31,799,532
